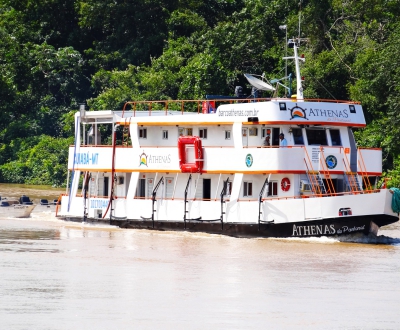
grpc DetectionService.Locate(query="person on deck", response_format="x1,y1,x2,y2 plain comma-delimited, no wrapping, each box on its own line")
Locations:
264,135,270,146
279,133,287,147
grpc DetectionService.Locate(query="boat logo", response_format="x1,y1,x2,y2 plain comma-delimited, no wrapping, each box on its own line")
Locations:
139,151,148,167
245,154,253,167
289,104,308,120
325,155,337,169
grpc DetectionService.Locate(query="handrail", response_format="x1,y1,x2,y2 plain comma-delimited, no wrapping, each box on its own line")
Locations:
258,177,269,230
55,193,65,217
342,150,360,193
357,149,372,191
121,98,361,117
303,146,322,196
319,147,335,196
183,174,192,229
151,176,164,228
220,178,230,230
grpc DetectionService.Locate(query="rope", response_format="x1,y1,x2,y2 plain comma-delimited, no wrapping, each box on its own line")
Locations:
389,188,400,213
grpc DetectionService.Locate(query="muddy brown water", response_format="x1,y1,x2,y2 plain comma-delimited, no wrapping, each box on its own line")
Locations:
0,184,399,329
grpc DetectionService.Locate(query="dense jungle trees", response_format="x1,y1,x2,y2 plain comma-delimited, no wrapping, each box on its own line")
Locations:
0,0,399,186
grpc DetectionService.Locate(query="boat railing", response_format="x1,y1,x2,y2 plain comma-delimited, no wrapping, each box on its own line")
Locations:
71,188,381,203
357,148,373,191
121,98,361,117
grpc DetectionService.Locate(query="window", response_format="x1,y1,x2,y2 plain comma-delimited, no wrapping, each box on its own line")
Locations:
243,181,253,197
225,130,231,140
305,128,327,145
162,130,168,139
292,128,304,145
199,128,207,139
165,177,174,198
147,178,154,198
330,129,342,146
261,128,271,138
249,127,258,136
178,127,193,136
139,128,147,139
136,178,146,198
267,181,278,197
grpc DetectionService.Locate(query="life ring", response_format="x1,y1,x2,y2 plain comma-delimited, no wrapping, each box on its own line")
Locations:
281,177,291,191
178,136,203,173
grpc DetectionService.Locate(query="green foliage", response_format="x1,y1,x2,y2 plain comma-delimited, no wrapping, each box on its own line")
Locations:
2,0,400,186
0,135,73,186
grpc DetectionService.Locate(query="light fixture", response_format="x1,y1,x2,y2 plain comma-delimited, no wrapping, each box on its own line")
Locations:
288,127,293,134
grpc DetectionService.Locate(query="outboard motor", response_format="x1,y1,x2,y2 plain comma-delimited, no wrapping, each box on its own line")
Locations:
19,195,33,205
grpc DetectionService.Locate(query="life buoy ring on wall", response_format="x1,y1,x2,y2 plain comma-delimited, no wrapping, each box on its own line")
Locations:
178,136,203,173
281,177,291,192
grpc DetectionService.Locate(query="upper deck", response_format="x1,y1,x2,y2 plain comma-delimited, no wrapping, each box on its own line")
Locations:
108,98,365,128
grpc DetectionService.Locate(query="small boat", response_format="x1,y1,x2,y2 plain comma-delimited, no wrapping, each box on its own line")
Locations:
0,195,36,218
56,37,399,238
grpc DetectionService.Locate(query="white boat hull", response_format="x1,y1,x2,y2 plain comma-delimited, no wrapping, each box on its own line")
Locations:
0,204,36,218
58,189,398,238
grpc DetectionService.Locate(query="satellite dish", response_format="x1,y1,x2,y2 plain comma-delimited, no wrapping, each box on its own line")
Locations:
244,73,275,92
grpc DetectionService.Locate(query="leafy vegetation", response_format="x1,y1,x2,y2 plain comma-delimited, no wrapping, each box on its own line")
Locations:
0,0,400,186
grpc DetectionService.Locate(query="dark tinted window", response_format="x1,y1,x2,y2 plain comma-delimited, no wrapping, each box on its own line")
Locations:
330,129,342,146
305,129,327,145
292,128,304,145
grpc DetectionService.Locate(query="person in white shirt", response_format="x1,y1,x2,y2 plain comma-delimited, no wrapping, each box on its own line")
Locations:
279,133,287,147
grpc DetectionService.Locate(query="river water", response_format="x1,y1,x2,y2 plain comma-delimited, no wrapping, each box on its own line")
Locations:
1,184,400,329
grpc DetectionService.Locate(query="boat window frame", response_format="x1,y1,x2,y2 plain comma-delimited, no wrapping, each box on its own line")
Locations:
305,128,328,146
249,127,258,136
267,181,278,197
199,128,208,139
162,130,168,140
225,130,231,140
329,129,342,146
139,128,147,139
243,181,253,197
292,128,305,145
178,127,193,136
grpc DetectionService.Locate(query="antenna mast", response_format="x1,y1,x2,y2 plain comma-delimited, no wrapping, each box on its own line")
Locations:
298,0,302,42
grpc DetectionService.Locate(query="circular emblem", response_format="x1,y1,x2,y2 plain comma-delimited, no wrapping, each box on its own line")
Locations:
281,177,291,191
325,155,337,169
245,154,253,167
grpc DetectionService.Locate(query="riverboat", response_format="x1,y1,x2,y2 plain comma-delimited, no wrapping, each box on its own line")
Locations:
57,39,399,238
0,195,36,218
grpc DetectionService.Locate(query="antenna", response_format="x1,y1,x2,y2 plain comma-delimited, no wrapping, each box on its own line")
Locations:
298,0,302,43
244,74,275,92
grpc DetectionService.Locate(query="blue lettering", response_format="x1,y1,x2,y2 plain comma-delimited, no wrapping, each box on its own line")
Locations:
74,152,99,165
90,199,108,209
